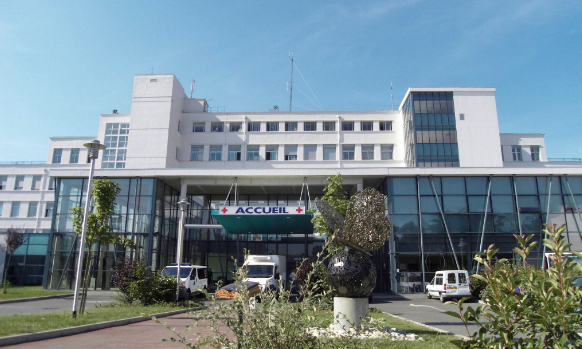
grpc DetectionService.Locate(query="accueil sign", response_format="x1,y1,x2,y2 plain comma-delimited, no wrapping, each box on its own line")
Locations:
219,206,306,215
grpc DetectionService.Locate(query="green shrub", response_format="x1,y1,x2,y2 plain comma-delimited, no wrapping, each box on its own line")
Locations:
469,269,487,299
446,224,582,348
113,260,176,306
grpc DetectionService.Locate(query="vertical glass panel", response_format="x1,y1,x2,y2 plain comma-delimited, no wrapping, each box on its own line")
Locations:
421,215,444,234
537,176,562,195
392,196,418,214
445,215,469,233
469,215,494,233
443,196,467,214
491,195,515,213
520,214,542,233
442,177,465,195
419,177,441,195
468,196,492,213
493,214,517,233
466,177,488,195
391,215,419,234
390,178,417,195
515,177,538,195
490,177,512,195
420,196,440,213
564,176,582,194
518,196,540,213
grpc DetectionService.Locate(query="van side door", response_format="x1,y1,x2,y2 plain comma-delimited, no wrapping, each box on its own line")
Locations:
447,272,458,295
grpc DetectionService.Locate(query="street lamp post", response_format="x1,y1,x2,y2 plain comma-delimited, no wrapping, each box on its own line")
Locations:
176,199,190,301
72,140,106,319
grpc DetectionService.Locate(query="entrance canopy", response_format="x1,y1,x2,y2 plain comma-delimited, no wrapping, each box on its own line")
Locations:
211,206,314,235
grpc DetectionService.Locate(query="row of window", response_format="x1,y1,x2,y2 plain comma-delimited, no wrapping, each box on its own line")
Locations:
192,121,393,133
510,145,540,161
102,123,130,169
0,175,54,191
52,148,81,164
0,201,54,218
190,144,394,161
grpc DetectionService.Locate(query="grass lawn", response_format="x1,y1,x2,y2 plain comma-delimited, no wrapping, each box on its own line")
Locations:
0,286,71,301
310,308,458,349
0,303,200,337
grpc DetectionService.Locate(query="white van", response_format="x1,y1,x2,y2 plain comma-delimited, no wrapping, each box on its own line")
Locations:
425,270,471,302
162,264,208,299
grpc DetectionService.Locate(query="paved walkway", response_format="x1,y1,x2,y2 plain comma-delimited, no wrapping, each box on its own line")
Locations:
7,311,229,348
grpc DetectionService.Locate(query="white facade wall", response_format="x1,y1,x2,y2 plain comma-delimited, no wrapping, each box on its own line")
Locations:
500,133,547,164
47,137,94,165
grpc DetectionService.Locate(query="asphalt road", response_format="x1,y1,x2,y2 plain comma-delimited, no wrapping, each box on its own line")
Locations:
0,291,118,316
370,293,480,338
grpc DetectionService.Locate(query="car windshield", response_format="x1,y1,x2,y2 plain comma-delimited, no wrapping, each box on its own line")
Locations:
246,265,274,278
162,267,192,278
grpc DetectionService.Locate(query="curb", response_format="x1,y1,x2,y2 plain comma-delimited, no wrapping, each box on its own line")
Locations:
0,306,206,347
379,310,469,340
0,294,74,305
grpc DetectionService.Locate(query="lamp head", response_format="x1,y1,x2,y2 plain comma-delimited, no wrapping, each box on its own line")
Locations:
83,140,107,160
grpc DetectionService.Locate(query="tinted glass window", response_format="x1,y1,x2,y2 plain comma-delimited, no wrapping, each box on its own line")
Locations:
447,273,456,284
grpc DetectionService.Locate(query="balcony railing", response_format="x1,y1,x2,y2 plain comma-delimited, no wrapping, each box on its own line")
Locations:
547,158,582,162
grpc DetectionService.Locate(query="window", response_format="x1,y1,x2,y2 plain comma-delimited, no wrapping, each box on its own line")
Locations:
28,202,38,217
284,145,298,160
266,122,279,132
341,121,354,131
361,145,374,160
531,146,540,161
246,122,260,132
116,149,126,162
11,202,20,217
193,123,205,132
0,202,3,216
190,146,204,161
211,122,224,132
228,145,241,161
14,175,24,190
0,176,6,190
45,202,54,217
230,122,242,132
31,175,42,190
115,162,125,169
104,136,117,148
102,149,116,162
342,145,355,160
361,121,373,131
379,121,392,131
69,149,80,163
304,122,316,131
512,146,522,161
266,145,278,161
48,178,55,190
120,124,129,134
247,145,260,161
381,145,394,160
304,145,317,160
118,136,128,148
52,149,62,163
323,145,336,161
209,146,222,161
285,122,297,131
323,121,336,131
447,273,456,284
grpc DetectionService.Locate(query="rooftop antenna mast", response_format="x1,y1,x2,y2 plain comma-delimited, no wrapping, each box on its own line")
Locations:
191,80,195,98
391,82,394,111
289,50,294,111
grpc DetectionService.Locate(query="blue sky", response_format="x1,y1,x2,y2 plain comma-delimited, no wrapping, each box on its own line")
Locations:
1,0,581,162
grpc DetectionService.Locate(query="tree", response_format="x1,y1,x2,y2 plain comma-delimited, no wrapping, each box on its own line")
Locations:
70,179,130,315
310,173,349,244
1,228,25,294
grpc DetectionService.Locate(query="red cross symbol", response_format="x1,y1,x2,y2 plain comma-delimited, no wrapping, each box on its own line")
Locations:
221,207,228,214
296,207,303,213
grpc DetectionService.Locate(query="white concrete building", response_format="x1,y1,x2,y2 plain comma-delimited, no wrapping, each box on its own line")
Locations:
1,74,581,292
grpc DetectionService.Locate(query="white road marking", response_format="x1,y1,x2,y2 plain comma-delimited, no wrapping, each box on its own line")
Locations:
410,304,444,312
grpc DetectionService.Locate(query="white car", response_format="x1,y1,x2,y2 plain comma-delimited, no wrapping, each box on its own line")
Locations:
162,264,208,299
426,270,471,302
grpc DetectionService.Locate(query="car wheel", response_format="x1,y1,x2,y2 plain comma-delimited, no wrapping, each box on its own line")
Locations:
427,292,432,299
440,293,446,303
186,289,192,300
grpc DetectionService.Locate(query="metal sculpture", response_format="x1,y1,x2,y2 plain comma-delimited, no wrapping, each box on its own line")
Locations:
315,187,392,298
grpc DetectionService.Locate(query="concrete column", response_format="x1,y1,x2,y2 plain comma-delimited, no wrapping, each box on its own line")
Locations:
333,297,369,332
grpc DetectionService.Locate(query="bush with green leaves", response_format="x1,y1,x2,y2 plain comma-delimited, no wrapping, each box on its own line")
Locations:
446,224,582,348
113,259,176,306
159,251,367,349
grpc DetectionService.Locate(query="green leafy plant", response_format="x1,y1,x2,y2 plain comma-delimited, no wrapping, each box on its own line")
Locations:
309,173,349,253
446,224,582,348
1,228,25,294
112,259,177,306
70,179,133,316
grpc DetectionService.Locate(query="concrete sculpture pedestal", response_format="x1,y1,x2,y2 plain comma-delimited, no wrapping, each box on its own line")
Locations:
333,297,369,332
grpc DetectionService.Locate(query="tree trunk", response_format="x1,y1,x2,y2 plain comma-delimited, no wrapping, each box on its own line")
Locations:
80,250,93,314
2,254,12,294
